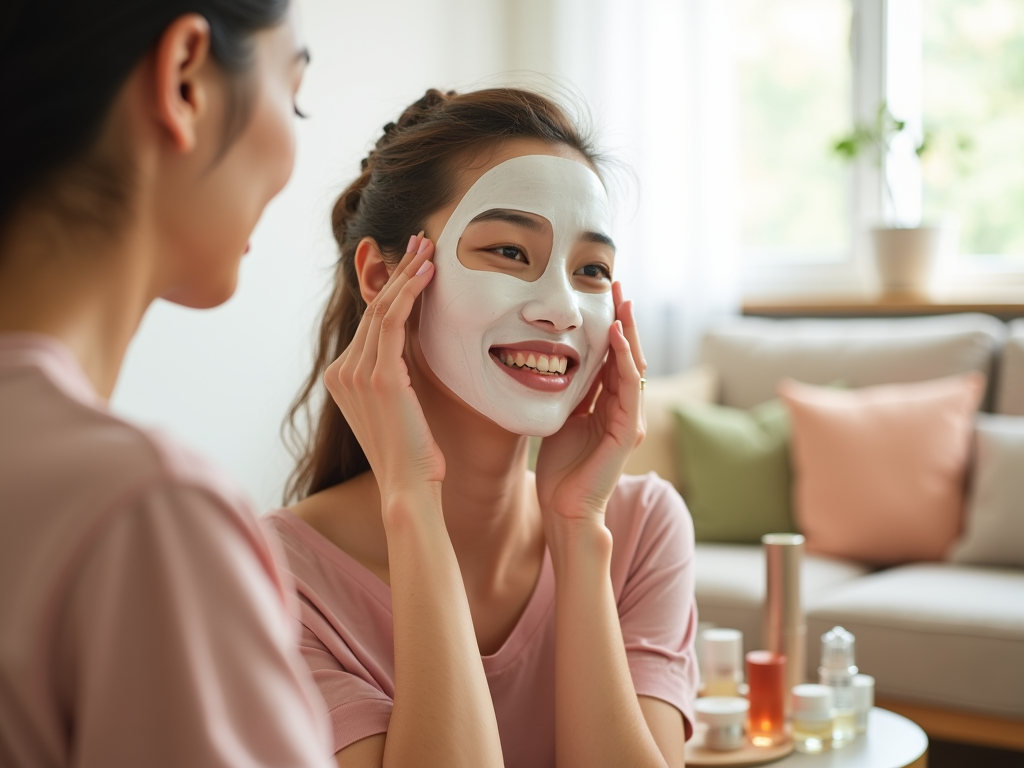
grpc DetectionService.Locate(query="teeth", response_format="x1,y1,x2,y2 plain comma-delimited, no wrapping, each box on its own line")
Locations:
497,351,570,375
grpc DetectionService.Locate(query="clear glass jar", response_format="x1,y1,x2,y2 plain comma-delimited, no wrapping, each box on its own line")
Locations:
792,684,834,754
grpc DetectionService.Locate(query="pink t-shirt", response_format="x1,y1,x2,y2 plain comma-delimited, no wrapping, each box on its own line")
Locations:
263,473,698,765
0,334,333,768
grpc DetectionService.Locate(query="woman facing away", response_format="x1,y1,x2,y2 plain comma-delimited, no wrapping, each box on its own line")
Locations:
0,2,334,766
267,88,698,768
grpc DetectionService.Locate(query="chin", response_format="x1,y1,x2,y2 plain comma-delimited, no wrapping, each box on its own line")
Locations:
162,272,240,309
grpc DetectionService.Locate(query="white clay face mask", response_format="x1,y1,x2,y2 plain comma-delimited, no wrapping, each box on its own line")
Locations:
419,154,615,437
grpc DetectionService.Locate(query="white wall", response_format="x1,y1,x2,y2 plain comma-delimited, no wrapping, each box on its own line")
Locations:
111,0,509,510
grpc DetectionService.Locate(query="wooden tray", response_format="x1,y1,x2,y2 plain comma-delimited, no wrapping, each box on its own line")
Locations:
685,724,795,767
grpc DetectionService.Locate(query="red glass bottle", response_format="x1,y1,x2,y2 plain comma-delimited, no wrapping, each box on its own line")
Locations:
746,650,787,746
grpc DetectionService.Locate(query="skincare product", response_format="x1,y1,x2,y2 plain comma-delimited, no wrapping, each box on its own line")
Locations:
695,697,749,751
746,651,786,747
819,626,858,748
701,628,744,697
852,674,875,735
792,684,834,753
762,533,806,718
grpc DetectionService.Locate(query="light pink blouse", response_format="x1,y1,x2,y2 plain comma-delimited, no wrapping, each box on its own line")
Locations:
0,335,333,768
263,472,698,766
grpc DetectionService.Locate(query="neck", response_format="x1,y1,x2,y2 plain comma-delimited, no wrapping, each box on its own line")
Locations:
0,206,156,399
413,362,544,590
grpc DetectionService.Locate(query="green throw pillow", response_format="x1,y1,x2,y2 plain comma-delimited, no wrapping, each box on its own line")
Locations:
674,399,797,543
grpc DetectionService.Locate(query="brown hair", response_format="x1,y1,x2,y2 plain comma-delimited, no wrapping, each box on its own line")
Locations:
283,87,603,503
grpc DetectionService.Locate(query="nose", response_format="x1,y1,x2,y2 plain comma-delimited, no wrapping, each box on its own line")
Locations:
521,272,582,331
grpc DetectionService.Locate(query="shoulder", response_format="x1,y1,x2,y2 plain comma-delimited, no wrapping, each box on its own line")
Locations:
606,473,695,578
1,360,263,582
607,473,694,546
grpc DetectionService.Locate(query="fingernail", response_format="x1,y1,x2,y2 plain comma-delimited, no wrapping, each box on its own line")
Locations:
416,260,433,276
407,235,417,253
416,237,431,254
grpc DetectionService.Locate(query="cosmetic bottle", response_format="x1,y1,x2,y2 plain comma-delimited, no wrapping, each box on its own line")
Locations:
852,674,875,735
762,533,806,717
819,626,857,748
791,684,833,753
746,651,786,747
695,697,749,751
701,628,744,697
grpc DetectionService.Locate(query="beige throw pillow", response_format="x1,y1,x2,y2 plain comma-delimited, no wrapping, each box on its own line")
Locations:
623,365,718,491
949,414,1024,567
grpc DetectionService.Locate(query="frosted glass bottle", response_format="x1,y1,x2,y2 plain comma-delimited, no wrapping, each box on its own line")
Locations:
818,626,857,748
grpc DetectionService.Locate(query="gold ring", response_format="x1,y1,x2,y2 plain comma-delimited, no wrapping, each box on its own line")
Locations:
639,377,646,391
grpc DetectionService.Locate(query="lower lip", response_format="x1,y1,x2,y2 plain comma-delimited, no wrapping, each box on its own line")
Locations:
244,242,251,255
490,352,575,392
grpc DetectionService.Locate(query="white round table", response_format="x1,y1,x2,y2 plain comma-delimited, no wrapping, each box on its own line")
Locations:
769,708,928,768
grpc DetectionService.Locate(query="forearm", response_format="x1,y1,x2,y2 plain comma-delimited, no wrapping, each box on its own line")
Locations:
549,518,671,768
381,490,503,768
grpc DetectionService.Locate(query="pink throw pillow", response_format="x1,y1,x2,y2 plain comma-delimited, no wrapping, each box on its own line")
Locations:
779,374,984,565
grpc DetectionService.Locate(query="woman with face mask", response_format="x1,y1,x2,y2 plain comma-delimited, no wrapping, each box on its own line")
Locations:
0,2,333,767
268,89,698,768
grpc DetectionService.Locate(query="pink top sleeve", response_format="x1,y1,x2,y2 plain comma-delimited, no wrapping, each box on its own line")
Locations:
54,484,333,768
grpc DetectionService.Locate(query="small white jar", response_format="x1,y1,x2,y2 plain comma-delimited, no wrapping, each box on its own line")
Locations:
700,628,744,697
792,684,834,754
695,696,749,751
852,674,875,735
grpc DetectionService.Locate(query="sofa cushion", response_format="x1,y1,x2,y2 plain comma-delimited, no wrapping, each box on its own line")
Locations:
623,365,717,491
807,563,1024,719
949,414,1024,568
693,543,870,651
780,374,984,565
699,314,1004,410
996,318,1024,415
675,400,795,543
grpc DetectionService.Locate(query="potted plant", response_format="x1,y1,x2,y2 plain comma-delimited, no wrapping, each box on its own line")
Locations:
833,103,947,295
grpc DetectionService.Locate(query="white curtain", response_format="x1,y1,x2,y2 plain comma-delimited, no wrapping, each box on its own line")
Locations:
505,0,742,374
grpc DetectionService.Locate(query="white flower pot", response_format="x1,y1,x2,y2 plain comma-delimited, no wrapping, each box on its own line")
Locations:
870,226,945,295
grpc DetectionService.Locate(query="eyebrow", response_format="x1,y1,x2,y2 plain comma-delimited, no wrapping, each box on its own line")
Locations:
295,47,311,65
469,208,616,252
469,209,545,232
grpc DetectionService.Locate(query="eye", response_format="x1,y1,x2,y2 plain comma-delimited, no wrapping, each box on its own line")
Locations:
492,245,528,263
575,263,611,280
294,104,309,119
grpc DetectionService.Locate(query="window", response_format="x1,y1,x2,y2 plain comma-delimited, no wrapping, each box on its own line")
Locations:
922,0,1024,265
740,0,1024,294
737,0,852,264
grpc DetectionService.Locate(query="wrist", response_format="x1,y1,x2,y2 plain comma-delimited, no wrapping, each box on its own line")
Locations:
381,484,444,532
545,515,614,576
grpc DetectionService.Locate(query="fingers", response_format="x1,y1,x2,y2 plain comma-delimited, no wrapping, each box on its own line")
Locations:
359,236,434,376
328,234,433,394
610,317,641,406
346,233,425,366
613,281,646,377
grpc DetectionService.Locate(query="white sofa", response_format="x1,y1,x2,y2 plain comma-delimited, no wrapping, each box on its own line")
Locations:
680,313,1024,749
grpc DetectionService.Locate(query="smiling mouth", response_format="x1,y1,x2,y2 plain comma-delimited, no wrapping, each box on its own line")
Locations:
495,349,569,375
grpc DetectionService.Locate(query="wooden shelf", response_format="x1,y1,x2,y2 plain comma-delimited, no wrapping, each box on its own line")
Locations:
743,292,1024,320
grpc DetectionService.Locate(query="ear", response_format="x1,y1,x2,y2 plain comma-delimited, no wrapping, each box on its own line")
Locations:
153,14,214,153
354,237,393,303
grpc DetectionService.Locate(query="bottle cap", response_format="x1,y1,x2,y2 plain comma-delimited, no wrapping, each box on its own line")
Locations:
702,628,743,673
792,684,834,719
821,626,856,670
695,696,749,727
852,674,875,711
